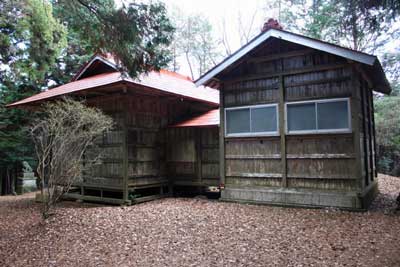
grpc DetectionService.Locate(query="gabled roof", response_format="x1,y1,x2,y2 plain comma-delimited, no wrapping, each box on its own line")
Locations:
195,28,391,94
170,109,219,128
8,55,219,107
72,54,118,81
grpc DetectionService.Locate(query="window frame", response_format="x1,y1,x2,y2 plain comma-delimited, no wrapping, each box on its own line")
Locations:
224,103,279,137
285,97,352,135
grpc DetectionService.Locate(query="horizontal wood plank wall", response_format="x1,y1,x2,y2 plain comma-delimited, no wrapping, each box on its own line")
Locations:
82,95,126,189
221,40,359,192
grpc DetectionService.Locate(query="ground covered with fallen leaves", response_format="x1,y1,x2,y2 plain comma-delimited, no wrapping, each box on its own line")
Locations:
1,174,400,267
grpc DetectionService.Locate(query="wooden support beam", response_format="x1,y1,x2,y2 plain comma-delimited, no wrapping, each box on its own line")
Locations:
279,75,287,187
228,173,283,178
225,154,281,160
219,84,226,188
226,63,348,84
350,66,363,190
359,78,370,187
63,193,129,205
248,49,314,63
122,92,129,203
132,194,163,204
369,89,378,178
196,129,202,183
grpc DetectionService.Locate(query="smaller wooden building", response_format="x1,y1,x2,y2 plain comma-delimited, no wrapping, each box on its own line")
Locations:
196,27,391,210
8,54,220,204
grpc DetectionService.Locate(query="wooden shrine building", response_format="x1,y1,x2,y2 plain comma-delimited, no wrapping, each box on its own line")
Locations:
195,26,391,210
9,26,391,209
9,54,220,204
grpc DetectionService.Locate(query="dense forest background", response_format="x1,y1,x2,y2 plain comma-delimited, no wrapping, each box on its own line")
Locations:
1,0,399,194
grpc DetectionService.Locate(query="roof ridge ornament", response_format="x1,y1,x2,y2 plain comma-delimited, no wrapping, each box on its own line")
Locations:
261,18,283,32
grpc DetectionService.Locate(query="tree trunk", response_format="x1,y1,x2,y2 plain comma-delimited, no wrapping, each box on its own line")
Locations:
185,52,194,80
350,0,358,50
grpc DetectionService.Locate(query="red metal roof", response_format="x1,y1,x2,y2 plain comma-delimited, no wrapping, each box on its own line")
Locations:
171,109,219,128
8,70,219,107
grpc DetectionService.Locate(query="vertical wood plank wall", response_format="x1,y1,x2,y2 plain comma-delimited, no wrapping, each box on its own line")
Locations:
166,127,219,187
83,95,126,191
219,39,376,204
80,91,218,201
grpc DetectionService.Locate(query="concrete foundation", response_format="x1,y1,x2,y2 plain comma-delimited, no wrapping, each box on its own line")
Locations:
221,181,378,210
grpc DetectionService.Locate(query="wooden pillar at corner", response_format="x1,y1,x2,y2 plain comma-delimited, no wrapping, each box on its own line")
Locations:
219,84,226,188
350,65,364,191
279,75,287,187
122,89,129,203
195,129,202,185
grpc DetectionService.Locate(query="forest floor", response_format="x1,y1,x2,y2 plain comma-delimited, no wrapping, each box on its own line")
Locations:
1,174,399,267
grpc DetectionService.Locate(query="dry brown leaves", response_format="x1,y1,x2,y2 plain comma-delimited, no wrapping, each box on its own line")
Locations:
1,174,399,267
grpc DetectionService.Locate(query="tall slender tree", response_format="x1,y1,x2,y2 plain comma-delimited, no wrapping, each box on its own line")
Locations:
168,8,222,79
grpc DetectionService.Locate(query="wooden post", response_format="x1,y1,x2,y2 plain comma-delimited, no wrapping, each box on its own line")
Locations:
122,94,129,203
219,84,226,188
279,75,287,187
359,78,370,186
369,89,378,178
196,129,202,184
351,67,363,190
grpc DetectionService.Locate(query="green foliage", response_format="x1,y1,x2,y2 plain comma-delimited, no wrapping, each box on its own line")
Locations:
374,96,400,175
375,96,400,148
0,83,37,169
0,0,175,194
381,52,400,96
54,0,174,78
26,0,67,83
0,0,68,173
281,0,398,53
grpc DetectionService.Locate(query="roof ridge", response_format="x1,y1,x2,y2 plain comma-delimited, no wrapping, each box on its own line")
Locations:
159,69,192,81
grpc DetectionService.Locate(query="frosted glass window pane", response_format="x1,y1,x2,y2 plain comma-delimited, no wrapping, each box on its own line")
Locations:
287,103,316,131
317,101,349,130
226,109,250,134
251,106,277,132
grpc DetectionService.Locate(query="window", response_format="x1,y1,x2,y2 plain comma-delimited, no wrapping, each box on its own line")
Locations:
225,104,278,137
286,98,351,134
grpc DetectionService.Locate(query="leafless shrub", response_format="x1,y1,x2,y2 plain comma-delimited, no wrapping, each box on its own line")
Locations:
30,98,113,219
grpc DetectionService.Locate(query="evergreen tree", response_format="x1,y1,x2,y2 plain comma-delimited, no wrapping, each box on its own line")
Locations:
0,0,175,194
0,0,67,194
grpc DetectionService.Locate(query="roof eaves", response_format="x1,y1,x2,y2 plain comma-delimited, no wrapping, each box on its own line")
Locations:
7,75,126,108
124,79,219,106
195,28,377,87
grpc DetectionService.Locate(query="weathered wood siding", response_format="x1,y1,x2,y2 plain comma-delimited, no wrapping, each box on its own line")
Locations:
77,88,217,203
82,95,126,189
219,38,373,194
125,95,167,189
166,127,219,187
355,73,377,188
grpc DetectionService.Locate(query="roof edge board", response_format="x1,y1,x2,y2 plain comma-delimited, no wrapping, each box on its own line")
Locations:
270,30,376,65
195,29,377,87
74,56,118,81
195,30,274,86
